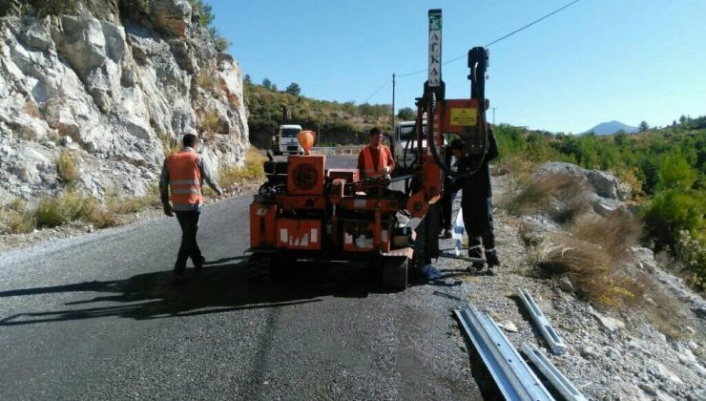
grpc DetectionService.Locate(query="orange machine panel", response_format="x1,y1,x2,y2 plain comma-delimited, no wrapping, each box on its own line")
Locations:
250,203,277,249
287,155,326,195
280,195,326,210
328,168,359,183
276,218,322,250
341,218,391,253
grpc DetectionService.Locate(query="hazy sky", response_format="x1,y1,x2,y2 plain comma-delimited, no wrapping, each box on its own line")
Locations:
208,0,706,134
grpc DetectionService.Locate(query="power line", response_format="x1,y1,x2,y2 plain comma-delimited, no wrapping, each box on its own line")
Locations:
484,0,581,48
362,78,391,103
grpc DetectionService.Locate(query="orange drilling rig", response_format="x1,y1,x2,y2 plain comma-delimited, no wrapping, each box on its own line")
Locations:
248,9,492,289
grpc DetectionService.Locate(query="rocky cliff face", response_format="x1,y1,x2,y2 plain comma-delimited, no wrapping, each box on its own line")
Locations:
0,0,249,204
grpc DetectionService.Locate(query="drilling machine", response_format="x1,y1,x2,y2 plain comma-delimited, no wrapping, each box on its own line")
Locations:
247,9,491,289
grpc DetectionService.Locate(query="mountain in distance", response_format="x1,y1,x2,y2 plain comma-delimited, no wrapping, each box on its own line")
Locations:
585,120,639,135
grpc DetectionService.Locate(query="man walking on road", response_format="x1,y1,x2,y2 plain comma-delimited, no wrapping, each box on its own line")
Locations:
160,133,222,281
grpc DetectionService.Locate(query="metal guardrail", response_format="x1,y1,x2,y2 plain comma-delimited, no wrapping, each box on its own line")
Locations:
311,146,364,155
455,302,554,401
521,343,588,401
517,288,567,355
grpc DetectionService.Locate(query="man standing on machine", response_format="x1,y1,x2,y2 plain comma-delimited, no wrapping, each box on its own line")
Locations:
358,127,395,180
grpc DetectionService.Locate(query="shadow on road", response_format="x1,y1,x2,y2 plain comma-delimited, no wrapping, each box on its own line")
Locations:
0,259,401,326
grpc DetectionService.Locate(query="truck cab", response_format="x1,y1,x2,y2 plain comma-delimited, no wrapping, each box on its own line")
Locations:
272,124,303,155
392,120,427,171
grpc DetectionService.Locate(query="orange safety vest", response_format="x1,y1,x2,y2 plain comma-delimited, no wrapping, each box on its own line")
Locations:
361,145,391,178
166,150,202,209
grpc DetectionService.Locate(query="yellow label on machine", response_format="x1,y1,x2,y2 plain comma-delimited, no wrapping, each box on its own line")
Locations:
450,108,477,126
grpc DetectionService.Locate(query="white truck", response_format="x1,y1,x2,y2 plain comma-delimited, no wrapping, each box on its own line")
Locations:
271,124,303,155
392,120,427,170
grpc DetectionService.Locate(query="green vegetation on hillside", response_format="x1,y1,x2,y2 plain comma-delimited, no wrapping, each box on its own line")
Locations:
244,77,393,148
495,115,706,292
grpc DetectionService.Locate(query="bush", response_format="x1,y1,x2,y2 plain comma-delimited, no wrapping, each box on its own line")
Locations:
88,208,119,229
36,191,98,228
506,173,591,224
642,189,706,251
199,109,220,142
198,68,220,95
674,230,706,292
106,185,161,214
56,150,80,185
0,200,36,234
219,147,265,188
156,131,180,157
571,209,642,262
26,0,79,16
535,235,642,309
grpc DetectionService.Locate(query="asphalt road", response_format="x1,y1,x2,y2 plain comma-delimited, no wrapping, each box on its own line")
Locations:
0,156,486,401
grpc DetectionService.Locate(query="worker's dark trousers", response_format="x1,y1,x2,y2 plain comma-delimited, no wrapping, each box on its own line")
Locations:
440,178,457,231
174,210,202,275
461,197,496,261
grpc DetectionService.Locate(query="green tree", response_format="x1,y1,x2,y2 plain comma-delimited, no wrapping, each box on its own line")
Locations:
614,131,628,147
189,0,214,27
262,78,272,90
639,121,649,132
285,82,302,96
244,74,252,85
397,107,415,121
657,151,697,191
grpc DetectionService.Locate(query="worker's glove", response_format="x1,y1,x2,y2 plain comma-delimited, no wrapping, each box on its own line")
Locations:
163,203,174,217
383,166,391,179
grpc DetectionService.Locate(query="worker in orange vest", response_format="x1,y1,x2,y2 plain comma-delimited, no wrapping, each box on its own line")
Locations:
357,127,395,180
159,133,222,281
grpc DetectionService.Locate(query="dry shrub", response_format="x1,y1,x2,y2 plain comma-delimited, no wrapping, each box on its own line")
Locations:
536,235,642,309
674,229,706,292
612,166,644,201
106,185,161,214
88,208,119,229
36,191,97,228
197,68,220,95
633,270,690,340
156,131,180,157
199,109,220,142
496,154,536,181
219,147,266,189
506,173,591,224
0,200,36,234
56,150,80,185
571,209,642,261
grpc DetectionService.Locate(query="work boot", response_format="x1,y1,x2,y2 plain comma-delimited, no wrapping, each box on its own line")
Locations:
486,267,497,276
441,229,452,239
485,251,500,268
194,256,206,275
466,261,485,272
172,269,187,283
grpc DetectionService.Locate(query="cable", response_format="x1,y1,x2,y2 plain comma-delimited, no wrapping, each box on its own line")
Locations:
362,78,391,103
484,0,580,47
395,0,581,79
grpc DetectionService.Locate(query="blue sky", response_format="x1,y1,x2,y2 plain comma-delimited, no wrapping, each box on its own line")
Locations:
208,0,706,134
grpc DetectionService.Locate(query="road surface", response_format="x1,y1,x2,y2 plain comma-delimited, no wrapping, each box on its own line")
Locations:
0,156,487,400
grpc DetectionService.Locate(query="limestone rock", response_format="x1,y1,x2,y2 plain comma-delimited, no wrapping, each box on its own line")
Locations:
150,0,191,38
0,2,248,206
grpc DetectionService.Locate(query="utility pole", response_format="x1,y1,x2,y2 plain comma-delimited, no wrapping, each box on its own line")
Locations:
391,73,396,134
